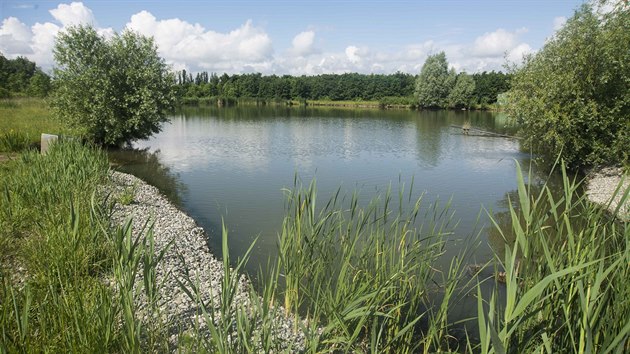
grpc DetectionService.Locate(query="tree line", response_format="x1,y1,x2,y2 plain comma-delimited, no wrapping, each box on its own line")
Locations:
175,69,511,108
0,54,52,98
1,51,511,110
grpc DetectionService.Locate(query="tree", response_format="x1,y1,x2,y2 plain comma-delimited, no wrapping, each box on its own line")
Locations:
506,2,629,169
27,71,51,97
414,52,455,108
448,73,476,109
0,53,51,97
51,25,176,146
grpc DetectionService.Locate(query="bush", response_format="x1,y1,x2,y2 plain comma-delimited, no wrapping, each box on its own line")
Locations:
51,26,176,147
506,2,629,169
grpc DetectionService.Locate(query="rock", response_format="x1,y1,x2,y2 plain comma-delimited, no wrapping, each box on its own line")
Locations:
586,167,629,221
104,171,306,352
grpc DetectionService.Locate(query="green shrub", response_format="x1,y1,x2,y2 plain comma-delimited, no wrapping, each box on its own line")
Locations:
507,2,629,169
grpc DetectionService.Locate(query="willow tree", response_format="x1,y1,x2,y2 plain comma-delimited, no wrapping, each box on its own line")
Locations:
448,73,476,109
52,25,176,146
414,52,456,108
507,1,629,169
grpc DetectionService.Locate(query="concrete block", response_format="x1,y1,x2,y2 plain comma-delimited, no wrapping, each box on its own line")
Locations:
41,133,58,155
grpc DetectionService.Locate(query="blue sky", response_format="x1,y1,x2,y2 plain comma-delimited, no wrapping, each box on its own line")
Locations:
1,0,585,74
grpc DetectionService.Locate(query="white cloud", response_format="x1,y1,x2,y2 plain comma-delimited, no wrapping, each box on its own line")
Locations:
1,2,537,74
50,1,97,27
506,43,533,63
472,28,527,57
553,16,567,31
0,17,34,54
290,30,317,56
126,12,273,72
345,45,361,64
30,22,60,67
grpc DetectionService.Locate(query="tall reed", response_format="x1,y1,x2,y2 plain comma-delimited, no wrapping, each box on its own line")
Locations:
275,178,469,352
476,162,630,353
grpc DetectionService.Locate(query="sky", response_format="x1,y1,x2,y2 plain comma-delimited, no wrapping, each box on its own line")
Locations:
1,0,586,75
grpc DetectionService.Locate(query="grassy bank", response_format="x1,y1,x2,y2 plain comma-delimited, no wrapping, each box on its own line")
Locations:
1,141,628,352
0,142,173,352
0,98,64,152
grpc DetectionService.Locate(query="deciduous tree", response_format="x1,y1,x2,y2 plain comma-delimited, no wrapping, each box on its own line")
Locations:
507,2,629,169
415,52,455,108
52,26,175,146
448,73,476,109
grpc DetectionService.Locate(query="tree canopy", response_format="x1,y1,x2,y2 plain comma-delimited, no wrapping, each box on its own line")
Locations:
414,52,456,108
506,2,629,169
0,54,51,98
448,73,476,109
51,26,176,146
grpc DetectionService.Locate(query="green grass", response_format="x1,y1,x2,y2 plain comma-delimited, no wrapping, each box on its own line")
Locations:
0,98,66,152
0,141,169,352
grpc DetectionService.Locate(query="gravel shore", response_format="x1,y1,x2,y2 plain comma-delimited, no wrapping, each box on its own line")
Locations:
585,167,629,221
107,171,305,351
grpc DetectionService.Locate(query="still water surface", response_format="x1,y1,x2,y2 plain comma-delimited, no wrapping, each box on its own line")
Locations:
113,106,532,273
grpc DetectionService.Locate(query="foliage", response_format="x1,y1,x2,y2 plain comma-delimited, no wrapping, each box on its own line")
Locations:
0,130,31,152
0,141,172,352
415,52,456,108
0,98,67,151
51,26,176,146
0,54,52,98
175,71,417,103
506,2,630,169
472,71,512,106
477,162,629,353
448,72,476,109
172,59,511,110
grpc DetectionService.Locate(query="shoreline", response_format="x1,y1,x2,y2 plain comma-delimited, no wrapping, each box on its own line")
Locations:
585,167,629,221
107,171,305,350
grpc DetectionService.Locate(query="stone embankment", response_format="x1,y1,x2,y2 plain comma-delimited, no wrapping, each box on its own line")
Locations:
586,167,629,221
108,171,305,351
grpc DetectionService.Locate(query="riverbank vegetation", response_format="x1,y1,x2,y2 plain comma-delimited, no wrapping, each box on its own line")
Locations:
1,1,628,351
51,26,176,147
506,2,629,170
0,98,61,152
2,141,628,352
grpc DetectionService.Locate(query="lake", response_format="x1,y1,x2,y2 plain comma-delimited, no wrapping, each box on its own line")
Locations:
112,105,535,275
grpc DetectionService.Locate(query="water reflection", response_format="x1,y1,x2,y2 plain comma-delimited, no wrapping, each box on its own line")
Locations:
117,105,535,273
108,148,186,206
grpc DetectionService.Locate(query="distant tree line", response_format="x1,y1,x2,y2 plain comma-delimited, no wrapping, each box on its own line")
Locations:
0,54,52,98
0,50,511,110
175,69,511,109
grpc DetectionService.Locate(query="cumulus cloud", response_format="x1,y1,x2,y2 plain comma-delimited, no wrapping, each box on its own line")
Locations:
50,1,97,27
0,2,99,69
290,30,317,56
471,28,527,57
126,11,273,72
1,1,536,74
0,17,34,54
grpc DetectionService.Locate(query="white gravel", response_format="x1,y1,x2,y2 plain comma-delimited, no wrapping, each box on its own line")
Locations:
585,167,629,221
107,171,306,351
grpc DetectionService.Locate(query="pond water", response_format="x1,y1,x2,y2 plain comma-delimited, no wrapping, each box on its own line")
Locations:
112,105,533,277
